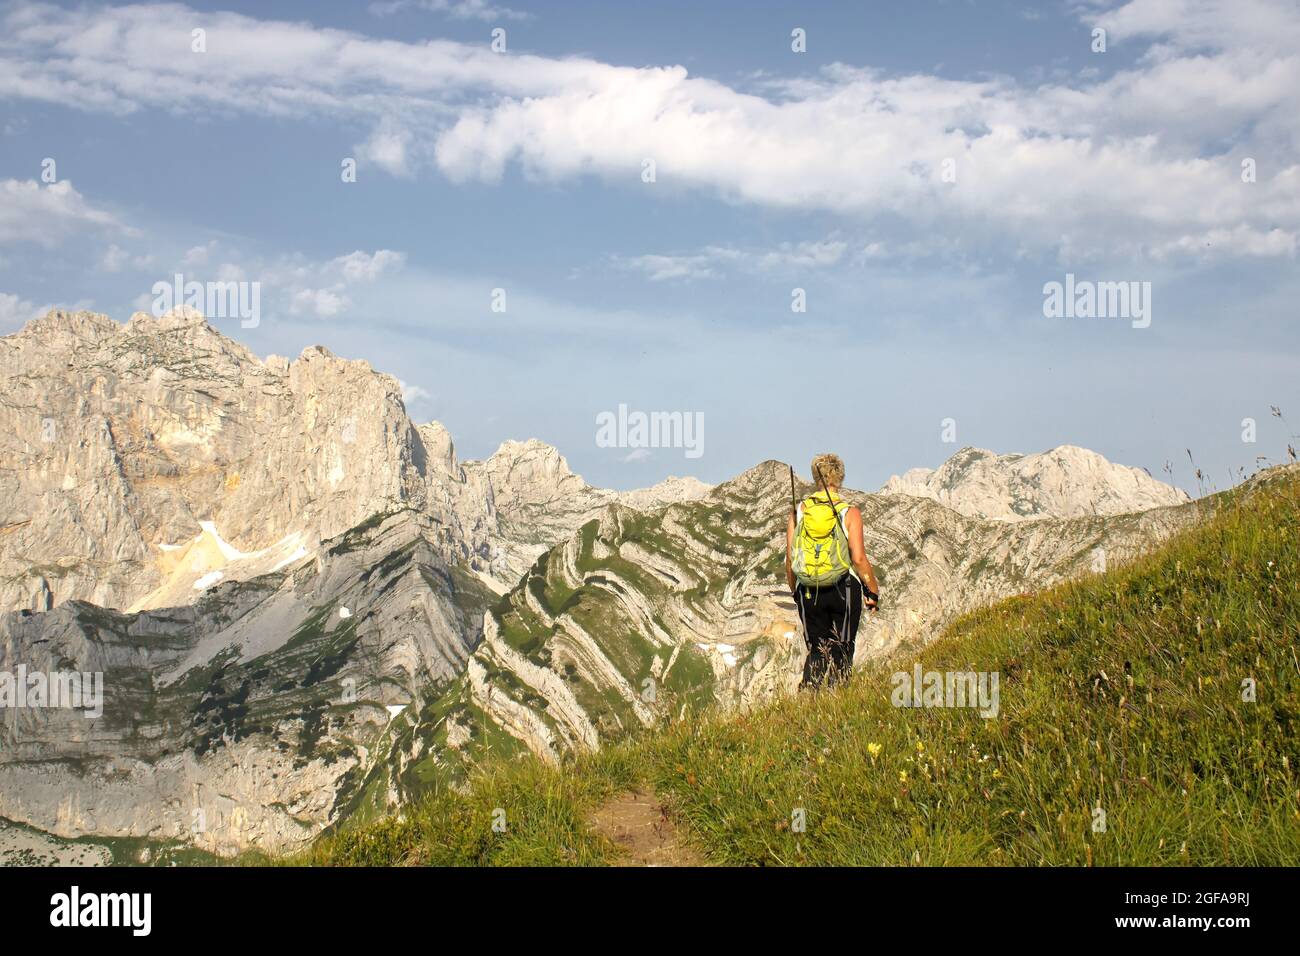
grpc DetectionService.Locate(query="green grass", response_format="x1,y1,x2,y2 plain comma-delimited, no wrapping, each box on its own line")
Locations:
297,470,1300,866
0,817,222,867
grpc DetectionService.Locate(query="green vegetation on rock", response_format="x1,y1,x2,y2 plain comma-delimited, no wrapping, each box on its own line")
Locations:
299,470,1300,866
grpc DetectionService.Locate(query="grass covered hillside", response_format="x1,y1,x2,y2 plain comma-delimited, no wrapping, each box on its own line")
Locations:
298,468,1300,867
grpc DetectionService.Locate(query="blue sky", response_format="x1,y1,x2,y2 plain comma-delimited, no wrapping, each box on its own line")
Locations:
1,0,1297,493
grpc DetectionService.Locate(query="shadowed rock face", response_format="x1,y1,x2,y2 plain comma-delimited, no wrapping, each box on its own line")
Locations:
0,310,1203,856
0,510,494,855
879,445,1190,521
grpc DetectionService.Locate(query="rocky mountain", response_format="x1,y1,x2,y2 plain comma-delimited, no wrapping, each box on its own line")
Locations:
0,309,1203,857
456,440,709,592
0,308,713,855
879,445,1190,521
398,460,1203,780
0,308,709,614
0,511,494,852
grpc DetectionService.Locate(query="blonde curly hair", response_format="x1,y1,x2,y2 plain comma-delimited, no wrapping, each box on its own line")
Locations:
810,453,845,489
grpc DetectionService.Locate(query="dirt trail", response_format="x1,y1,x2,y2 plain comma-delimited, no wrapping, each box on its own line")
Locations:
589,789,706,867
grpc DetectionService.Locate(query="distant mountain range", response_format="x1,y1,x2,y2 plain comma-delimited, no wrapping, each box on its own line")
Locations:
879,445,1189,521
0,309,1205,857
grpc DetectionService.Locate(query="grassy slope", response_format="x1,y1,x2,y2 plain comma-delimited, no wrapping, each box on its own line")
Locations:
299,471,1300,866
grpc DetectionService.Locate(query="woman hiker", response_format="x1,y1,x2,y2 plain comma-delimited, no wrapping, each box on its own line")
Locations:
785,453,881,688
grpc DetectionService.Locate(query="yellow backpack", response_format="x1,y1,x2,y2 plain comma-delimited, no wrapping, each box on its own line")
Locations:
792,492,851,587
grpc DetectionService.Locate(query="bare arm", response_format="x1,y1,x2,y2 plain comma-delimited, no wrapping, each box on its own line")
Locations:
844,506,880,606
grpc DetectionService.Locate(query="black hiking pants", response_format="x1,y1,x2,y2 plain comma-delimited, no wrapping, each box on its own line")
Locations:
794,574,864,689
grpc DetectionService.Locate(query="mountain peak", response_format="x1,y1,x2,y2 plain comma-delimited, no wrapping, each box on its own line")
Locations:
15,308,119,342
615,474,712,511
712,459,797,502
125,304,209,331
482,437,576,481
880,443,1189,521
297,344,338,362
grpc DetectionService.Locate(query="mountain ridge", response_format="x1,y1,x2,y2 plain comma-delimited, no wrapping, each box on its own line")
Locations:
0,308,1210,856
0,309,711,613
302,464,1300,867
879,444,1190,521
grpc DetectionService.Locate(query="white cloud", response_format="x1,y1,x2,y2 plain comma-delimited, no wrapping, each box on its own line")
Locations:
0,291,39,329
398,379,432,404
131,241,408,322
1094,0,1300,55
369,0,529,21
0,179,123,245
289,287,349,317
276,249,406,316
2,1,1297,262
216,261,245,282
0,292,95,331
331,249,406,282
619,254,719,282
182,242,217,267
751,239,847,271
1149,224,1298,260
99,243,154,273
356,122,416,179
99,244,128,273
616,238,848,281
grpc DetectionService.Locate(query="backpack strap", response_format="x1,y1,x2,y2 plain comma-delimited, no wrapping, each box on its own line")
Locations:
810,485,851,541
